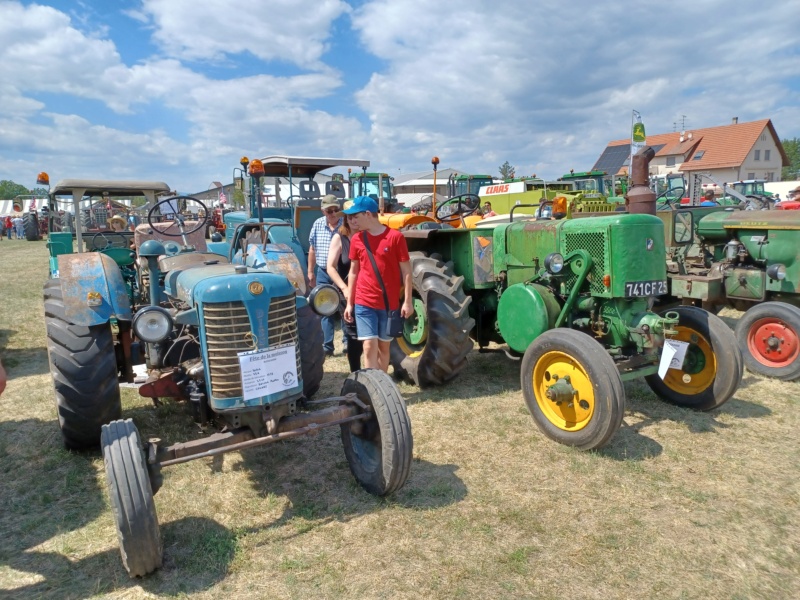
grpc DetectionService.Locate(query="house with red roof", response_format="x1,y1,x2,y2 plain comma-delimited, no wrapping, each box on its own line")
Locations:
593,118,789,198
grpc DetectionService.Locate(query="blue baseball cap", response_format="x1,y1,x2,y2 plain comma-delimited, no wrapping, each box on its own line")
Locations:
342,195,379,215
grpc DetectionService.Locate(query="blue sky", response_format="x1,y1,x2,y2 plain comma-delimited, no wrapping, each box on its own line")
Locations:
1,0,799,193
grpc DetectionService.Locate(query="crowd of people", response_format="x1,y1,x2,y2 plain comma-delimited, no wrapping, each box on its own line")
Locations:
308,195,413,373
0,215,25,240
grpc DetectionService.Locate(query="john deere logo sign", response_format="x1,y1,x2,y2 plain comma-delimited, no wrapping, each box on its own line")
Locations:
632,122,646,143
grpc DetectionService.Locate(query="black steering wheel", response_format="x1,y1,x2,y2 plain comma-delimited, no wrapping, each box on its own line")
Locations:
147,196,209,237
91,230,130,251
435,194,480,222
656,187,686,210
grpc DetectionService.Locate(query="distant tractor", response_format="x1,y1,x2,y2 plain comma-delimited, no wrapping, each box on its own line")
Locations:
43,176,412,577
390,148,742,451
659,205,800,380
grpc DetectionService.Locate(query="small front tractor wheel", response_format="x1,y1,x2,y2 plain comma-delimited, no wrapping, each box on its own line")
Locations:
521,329,625,450
23,212,40,241
101,419,162,577
389,253,475,387
297,304,324,398
735,301,800,380
646,306,742,411
44,278,122,448
340,369,413,495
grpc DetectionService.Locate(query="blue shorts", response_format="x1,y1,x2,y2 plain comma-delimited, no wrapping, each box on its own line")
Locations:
354,304,392,342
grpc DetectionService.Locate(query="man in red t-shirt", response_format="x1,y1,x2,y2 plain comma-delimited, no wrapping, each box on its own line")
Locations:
343,196,413,372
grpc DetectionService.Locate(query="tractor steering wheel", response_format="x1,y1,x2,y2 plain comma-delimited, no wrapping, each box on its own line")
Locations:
656,187,685,210
147,196,209,237
435,194,480,223
91,231,130,251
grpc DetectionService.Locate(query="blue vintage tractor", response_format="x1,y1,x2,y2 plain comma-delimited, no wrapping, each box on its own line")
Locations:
43,179,412,577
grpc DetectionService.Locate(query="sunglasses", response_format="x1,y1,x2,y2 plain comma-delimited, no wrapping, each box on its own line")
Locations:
324,208,338,214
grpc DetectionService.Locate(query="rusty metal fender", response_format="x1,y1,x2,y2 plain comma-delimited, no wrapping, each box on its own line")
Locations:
56,253,132,326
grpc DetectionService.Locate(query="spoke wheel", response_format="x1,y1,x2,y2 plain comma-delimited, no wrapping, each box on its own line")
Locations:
735,302,800,380
646,306,742,410
521,329,625,450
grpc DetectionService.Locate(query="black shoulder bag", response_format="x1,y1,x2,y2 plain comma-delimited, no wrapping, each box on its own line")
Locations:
362,231,405,338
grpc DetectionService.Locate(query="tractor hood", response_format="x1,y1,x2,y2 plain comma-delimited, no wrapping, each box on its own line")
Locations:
167,264,297,307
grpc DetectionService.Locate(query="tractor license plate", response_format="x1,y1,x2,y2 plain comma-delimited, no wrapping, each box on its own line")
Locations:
624,280,668,297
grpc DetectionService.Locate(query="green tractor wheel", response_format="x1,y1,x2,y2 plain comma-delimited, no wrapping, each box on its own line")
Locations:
645,306,743,411
389,253,475,387
521,329,625,450
735,301,800,381
44,278,122,448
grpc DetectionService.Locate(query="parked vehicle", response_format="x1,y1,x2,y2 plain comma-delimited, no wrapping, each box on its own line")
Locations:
43,177,412,577
389,148,742,451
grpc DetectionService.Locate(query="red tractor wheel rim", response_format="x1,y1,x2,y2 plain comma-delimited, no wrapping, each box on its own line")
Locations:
747,317,800,368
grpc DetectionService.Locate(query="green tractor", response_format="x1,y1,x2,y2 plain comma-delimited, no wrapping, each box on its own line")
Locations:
391,148,742,450
660,206,800,380
43,178,412,577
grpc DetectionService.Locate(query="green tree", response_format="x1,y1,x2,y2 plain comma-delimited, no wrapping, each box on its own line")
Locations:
499,161,516,180
781,137,800,180
0,180,30,199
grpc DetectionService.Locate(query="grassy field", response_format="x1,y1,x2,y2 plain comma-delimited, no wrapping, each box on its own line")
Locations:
0,239,798,599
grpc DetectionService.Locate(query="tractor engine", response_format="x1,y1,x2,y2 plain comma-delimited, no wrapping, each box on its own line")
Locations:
492,213,677,358
134,246,318,432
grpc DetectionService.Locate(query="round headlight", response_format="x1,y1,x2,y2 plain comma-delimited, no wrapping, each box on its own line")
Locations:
544,253,565,274
309,284,340,316
133,306,174,343
767,263,787,281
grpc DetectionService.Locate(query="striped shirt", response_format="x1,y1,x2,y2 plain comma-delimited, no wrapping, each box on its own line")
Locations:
308,216,342,269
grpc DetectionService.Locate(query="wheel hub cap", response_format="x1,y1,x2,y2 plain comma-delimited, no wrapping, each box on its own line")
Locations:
749,318,800,367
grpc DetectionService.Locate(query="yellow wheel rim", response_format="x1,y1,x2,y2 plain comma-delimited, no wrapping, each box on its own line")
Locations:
662,326,716,394
532,351,595,432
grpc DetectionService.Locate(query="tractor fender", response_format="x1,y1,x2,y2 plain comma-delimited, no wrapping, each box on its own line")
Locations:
497,282,560,353
56,253,132,326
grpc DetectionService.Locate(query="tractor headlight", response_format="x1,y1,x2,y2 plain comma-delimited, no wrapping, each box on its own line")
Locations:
544,253,565,274
767,263,787,281
133,306,174,343
308,284,340,316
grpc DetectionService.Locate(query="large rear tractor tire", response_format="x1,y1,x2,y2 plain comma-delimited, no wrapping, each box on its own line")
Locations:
341,369,413,496
735,301,800,381
521,329,625,450
646,306,742,411
24,212,40,241
389,253,474,387
44,278,122,448
101,419,162,577
297,304,324,398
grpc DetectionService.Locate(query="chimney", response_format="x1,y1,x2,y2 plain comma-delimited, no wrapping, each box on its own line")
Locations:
732,117,738,124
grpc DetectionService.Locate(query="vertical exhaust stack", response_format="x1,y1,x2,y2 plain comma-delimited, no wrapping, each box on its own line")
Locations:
625,146,656,215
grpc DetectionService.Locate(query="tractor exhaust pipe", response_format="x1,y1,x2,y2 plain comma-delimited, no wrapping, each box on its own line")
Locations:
625,146,656,215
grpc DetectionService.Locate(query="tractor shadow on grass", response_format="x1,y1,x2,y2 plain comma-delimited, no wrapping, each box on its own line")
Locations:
3,517,234,599
0,417,235,597
235,434,467,544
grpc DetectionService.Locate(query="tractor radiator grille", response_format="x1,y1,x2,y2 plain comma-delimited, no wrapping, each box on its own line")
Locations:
203,295,299,399
564,232,606,295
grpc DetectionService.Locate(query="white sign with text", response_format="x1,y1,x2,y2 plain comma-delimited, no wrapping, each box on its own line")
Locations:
238,344,298,401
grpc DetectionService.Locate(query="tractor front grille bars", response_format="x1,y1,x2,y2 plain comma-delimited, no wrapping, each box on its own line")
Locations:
202,295,299,399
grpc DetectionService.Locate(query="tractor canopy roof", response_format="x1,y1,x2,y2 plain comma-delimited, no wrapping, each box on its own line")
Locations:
255,156,370,179
51,179,171,198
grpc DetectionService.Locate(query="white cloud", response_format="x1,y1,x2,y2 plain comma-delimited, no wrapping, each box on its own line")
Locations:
137,0,351,67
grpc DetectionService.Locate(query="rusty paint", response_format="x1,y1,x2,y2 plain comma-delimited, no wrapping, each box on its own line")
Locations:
139,370,186,400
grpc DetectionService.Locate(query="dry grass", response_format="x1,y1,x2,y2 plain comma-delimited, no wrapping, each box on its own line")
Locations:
1,240,798,599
